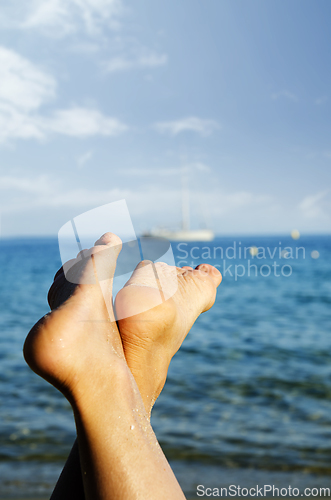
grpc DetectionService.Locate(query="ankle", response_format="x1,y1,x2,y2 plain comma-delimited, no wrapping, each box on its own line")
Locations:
69,357,134,411
128,353,170,414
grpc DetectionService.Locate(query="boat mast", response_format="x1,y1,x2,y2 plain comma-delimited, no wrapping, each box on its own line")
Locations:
181,169,190,231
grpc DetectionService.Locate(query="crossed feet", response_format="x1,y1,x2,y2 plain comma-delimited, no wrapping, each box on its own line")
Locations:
23,232,222,416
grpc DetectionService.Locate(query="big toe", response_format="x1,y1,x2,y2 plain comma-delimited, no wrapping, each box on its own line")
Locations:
94,232,122,249
187,264,222,313
195,263,222,287
85,232,122,284
50,232,122,310
115,259,182,321
63,232,122,283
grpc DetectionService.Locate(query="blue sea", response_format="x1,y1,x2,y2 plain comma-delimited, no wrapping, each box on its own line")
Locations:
0,235,331,498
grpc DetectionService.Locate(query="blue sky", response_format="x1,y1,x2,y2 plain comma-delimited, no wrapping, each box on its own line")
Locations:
0,0,330,236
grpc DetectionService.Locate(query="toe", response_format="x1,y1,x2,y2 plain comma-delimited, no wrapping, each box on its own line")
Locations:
134,260,153,269
77,248,88,259
90,233,122,284
180,266,193,274
124,260,156,288
94,232,122,249
195,264,222,287
117,260,176,319
49,233,123,317
59,232,122,287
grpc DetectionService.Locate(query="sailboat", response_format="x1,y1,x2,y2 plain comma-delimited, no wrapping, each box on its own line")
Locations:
144,173,214,242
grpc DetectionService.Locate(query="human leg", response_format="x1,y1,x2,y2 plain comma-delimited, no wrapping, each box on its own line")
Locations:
24,233,185,499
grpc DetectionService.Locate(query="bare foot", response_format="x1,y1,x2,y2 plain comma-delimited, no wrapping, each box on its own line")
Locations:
24,233,188,500
115,261,222,412
24,233,221,417
23,233,127,403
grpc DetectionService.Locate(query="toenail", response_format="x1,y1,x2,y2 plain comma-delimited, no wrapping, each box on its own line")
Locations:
199,265,209,273
140,260,153,266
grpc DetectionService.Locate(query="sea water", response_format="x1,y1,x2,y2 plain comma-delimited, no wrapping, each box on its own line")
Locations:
0,235,330,497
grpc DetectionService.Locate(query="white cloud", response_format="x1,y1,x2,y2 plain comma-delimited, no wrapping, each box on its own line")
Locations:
271,90,298,102
22,1,72,33
298,190,329,219
0,46,127,143
0,47,56,112
0,175,52,194
0,106,128,143
0,0,123,37
0,106,127,143
155,117,219,136
0,3,168,82
0,174,130,213
2,175,330,236
0,174,268,214
38,186,129,208
104,51,167,72
41,107,128,137
0,104,44,142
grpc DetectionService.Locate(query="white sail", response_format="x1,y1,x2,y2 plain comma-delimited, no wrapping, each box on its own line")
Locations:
145,169,214,242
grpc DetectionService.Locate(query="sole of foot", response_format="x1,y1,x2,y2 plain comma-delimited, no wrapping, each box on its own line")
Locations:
23,233,126,402
115,261,222,411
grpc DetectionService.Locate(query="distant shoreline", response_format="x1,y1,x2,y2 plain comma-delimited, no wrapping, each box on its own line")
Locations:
1,233,331,240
